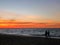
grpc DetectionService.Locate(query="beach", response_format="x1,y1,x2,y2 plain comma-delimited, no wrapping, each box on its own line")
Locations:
0,33,60,45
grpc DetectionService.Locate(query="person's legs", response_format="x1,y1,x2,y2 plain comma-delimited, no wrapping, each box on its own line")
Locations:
45,31,47,36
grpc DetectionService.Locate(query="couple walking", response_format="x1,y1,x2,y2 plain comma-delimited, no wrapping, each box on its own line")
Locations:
45,30,50,37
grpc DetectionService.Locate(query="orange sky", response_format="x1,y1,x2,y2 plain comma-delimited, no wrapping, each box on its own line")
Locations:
0,0,60,28
0,20,60,28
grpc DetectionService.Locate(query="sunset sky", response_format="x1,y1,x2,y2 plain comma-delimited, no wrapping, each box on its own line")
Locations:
0,0,60,28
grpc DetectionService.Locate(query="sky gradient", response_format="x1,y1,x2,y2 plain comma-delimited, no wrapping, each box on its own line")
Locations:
0,0,60,28
0,0,60,23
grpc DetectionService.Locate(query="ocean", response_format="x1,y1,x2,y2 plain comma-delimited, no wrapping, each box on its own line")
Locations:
0,28,60,37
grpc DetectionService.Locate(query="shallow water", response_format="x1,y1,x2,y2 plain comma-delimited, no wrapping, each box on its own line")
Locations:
0,28,60,37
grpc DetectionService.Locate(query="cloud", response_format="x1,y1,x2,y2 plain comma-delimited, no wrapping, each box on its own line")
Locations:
0,11,42,22
0,10,59,23
0,11,22,19
52,11,60,17
24,15,41,19
50,11,60,22
56,11,60,15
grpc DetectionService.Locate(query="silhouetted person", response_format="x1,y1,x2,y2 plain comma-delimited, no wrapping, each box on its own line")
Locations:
45,30,47,37
47,30,50,36
45,30,50,37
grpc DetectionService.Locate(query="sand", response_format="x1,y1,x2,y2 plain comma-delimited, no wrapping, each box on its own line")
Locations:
0,34,60,45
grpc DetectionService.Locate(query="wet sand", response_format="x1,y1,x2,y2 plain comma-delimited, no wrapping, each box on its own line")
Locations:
0,34,60,45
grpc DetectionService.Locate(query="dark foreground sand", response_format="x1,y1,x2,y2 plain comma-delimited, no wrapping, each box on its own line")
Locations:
0,34,60,45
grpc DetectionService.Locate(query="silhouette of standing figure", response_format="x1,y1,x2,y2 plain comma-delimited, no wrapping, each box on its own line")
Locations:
47,30,50,36
45,30,48,37
45,30,50,37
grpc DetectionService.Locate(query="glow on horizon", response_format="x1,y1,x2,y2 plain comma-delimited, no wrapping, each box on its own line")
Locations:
0,11,59,23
